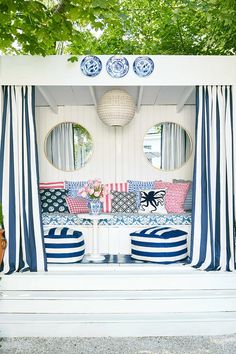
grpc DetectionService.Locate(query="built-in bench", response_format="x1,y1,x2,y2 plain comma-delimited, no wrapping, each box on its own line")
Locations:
42,212,191,255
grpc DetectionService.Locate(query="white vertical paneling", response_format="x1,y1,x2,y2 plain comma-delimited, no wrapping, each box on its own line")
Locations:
36,106,116,182
115,127,123,181
36,105,195,183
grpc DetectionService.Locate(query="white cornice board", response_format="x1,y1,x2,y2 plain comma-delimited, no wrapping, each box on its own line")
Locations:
0,55,235,86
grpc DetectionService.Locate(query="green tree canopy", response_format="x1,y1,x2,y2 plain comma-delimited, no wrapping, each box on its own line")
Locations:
0,0,235,56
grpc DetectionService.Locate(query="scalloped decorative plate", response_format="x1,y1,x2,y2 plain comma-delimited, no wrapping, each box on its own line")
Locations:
133,56,154,77
106,56,129,78
80,56,102,77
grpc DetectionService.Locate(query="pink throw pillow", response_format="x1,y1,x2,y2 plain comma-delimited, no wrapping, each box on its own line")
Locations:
39,181,64,189
66,196,89,214
155,181,190,214
103,183,128,213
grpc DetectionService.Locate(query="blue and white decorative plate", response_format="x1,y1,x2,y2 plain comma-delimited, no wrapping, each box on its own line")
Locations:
133,56,154,77
106,56,129,78
80,56,102,77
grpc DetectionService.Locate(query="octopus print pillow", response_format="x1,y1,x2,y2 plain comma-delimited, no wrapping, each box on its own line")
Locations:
139,189,167,214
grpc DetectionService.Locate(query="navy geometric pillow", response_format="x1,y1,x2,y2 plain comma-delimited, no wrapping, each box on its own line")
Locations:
111,191,138,213
40,189,69,213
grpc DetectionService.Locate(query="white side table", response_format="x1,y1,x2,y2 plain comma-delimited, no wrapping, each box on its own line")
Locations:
77,213,114,261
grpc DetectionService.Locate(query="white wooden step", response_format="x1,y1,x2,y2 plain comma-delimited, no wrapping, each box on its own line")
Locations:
1,312,236,337
1,269,236,291
1,290,236,314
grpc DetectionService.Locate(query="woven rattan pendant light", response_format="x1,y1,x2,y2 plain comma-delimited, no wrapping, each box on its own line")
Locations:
97,89,135,127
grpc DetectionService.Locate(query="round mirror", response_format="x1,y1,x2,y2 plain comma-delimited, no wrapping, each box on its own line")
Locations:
143,122,192,171
45,122,93,171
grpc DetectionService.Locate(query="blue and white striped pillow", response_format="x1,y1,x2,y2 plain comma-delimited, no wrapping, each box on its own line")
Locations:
127,180,155,207
65,181,87,198
44,227,85,264
130,226,188,263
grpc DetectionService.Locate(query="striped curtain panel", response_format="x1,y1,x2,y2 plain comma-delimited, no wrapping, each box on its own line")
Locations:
0,86,47,273
189,86,235,271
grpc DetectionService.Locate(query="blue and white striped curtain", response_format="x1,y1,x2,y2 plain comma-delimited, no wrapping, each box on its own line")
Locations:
0,86,47,273
189,86,235,271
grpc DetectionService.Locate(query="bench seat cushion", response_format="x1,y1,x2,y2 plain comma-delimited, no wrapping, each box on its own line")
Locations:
130,226,188,263
42,212,191,226
44,227,85,264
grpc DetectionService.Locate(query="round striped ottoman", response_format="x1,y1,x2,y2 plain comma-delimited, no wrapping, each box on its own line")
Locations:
130,226,188,263
44,227,85,264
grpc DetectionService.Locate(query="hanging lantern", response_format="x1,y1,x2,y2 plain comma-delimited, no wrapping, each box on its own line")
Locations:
97,89,135,127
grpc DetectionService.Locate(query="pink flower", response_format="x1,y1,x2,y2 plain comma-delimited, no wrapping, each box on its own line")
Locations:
94,191,100,197
81,191,87,198
89,188,94,195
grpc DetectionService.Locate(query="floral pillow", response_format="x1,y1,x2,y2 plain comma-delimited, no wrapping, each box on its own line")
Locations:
139,189,167,214
40,189,69,213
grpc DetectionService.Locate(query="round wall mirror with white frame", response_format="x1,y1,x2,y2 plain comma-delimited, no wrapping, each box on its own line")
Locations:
45,122,93,172
143,122,192,171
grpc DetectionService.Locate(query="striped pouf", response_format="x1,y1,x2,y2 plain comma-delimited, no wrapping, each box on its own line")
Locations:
130,226,188,264
44,227,85,264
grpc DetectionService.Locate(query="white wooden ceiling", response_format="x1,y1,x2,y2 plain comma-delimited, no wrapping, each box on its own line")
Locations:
36,86,195,111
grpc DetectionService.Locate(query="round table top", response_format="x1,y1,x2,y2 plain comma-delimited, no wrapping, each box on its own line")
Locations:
76,213,114,220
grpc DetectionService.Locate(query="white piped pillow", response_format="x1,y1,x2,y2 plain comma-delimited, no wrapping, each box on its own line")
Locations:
139,189,167,214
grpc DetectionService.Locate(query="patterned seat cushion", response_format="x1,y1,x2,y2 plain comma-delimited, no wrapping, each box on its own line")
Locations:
42,212,192,226
44,227,85,263
130,226,188,263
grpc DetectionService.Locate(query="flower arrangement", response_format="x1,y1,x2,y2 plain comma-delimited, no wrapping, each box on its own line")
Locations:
78,179,110,202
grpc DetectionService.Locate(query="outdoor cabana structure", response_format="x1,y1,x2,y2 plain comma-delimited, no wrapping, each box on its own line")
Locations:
0,55,236,337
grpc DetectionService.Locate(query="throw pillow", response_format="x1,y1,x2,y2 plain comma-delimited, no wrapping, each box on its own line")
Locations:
173,179,192,211
139,189,167,214
66,196,89,214
64,181,87,198
103,182,128,213
127,180,155,207
40,189,69,213
155,181,190,214
111,191,138,213
39,181,64,189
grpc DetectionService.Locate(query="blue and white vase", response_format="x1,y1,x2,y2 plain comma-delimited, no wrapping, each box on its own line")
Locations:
89,199,102,215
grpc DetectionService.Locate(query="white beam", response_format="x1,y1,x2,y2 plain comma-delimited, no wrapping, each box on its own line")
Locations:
137,86,144,112
176,86,195,113
37,86,58,114
89,86,97,107
154,87,162,105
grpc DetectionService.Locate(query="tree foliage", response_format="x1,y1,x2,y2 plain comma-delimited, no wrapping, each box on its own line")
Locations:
0,0,235,56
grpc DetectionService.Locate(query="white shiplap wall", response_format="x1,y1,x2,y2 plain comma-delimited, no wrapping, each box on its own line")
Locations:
36,105,195,182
